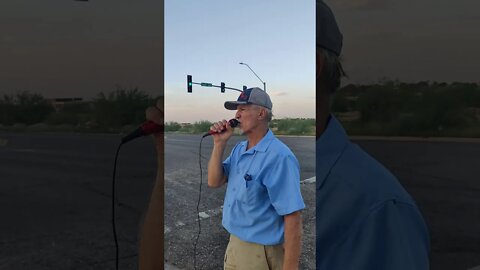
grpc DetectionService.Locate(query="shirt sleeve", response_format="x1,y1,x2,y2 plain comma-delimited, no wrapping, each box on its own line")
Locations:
323,200,430,270
263,153,305,216
222,155,231,177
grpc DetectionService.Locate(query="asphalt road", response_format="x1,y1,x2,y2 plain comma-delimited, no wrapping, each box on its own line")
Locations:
353,139,480,270
164,134,316,270
0,131,479,270
0,132,158,270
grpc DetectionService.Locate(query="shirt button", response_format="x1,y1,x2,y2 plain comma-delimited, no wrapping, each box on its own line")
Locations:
228,204,231,207
233,188,236,191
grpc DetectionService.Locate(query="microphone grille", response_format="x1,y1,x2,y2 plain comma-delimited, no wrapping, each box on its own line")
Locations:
229,119,240,128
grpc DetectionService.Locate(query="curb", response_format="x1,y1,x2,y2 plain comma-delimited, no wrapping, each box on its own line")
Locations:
350,136,480,143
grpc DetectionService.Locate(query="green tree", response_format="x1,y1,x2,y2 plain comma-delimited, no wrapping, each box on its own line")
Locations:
191,120,212,133
275,118,315,135
0,92,54,125
0,94,16,125
93,86,156,129
165,122,181,132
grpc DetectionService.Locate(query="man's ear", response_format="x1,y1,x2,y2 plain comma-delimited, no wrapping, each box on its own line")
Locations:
258,108,266,120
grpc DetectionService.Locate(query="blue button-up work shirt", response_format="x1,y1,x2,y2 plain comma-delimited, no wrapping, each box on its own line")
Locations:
222,129,305,245
316,115,430,269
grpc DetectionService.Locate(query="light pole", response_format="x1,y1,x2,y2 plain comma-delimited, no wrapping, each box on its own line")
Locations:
239,62,266,92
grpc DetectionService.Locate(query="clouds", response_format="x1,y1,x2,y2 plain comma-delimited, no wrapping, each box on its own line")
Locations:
270,91,288,97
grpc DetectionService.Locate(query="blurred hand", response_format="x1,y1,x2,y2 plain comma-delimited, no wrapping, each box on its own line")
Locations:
145,100,163,126
145,99,164,151
139,98,164,270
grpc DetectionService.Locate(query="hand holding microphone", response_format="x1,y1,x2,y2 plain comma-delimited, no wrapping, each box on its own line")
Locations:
121,102,164,145
203,119,240,139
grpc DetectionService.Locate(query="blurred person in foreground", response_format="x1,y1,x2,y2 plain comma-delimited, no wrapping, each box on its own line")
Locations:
316,1,430,269
208,87,305,270
139,99,164,270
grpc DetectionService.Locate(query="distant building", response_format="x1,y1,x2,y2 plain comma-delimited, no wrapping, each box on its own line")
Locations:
48,97,87,112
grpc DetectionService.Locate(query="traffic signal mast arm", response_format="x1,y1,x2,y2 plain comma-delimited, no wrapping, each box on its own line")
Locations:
187,75,245,93
191,82,242,92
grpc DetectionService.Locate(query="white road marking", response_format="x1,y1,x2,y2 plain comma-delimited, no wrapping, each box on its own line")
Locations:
301,177,316,184
198,212,210,219
195,207,223,222
175,221,185,226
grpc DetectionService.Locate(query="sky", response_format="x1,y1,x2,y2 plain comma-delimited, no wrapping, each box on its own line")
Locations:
0,0,162,99
164,0,316,123
1,0,479,122
326,0,480,85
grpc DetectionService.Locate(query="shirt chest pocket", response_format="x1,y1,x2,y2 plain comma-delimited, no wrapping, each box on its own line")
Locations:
235,179,265,205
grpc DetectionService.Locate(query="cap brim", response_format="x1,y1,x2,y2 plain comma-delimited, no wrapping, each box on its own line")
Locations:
224,101,248,110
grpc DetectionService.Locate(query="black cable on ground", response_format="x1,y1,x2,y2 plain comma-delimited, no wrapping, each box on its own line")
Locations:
193,136,205,270
112,142,123,270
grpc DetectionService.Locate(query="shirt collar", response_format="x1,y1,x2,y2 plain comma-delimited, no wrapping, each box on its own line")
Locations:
240,129,274,153
316,115,350,189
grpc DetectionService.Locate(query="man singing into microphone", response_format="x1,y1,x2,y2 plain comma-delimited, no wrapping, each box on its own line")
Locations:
207,87,305,270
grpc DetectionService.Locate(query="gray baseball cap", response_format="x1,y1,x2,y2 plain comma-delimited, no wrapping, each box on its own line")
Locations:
224,87,273,110
317,0,343,56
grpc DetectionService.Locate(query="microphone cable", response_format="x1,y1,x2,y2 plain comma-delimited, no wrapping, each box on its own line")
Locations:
193,136,205,270
112,142,123,270
193,120,239,270
110,106,163,270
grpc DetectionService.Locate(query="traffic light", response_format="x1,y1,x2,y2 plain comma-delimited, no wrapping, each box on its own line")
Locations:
221,82,225,93
187,75,192,93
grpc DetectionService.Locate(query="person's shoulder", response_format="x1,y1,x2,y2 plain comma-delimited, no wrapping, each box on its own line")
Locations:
269,135,296,158
342,143,394,178
334,142,415,205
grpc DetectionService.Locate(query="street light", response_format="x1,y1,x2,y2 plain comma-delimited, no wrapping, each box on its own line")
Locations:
239,62,266,92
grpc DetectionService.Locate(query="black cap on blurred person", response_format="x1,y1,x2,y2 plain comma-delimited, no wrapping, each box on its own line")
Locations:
317,0,343,56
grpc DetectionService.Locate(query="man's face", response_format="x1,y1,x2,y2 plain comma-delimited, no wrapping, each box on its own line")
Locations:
235,104,262,134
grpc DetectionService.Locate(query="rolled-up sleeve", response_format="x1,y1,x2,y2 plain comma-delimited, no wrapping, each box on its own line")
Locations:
222,155,231,177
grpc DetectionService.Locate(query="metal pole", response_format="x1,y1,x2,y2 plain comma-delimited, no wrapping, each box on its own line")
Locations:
239,62,266,92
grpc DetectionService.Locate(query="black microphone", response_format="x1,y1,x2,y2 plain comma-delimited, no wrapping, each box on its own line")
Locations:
121,121,162,144
203,119,240,138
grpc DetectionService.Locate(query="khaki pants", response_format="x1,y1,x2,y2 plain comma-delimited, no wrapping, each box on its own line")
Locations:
224,234,284,270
